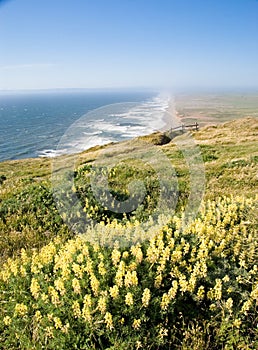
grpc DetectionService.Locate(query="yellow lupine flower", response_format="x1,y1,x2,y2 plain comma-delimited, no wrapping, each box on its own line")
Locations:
115,261,126,287
233,318,242,328
45,326,54,338
30,278,41,299
179,275,188,293
128,262,138,272
135,341,142,349
61,323,70,334
85,259,93,274
160,293,170,311
98,296,107,314
142,288,151,307
122,251,129,259
3,316,12,326
109,285,119,299
72,301,81,318
90,274,100,296
72,263,83,279
104,312,113,330
72,278,81,294
168,280,178,299
82,305,91,322
14,303,28,316
20,248,30,265
124,270,138,288
53,317,62,329
131,244,143,263
41,293,48,303
154,274,162,288
241,299,252,315
20,266,27,277
83,294,92,308
76,253,84,263
9,260,19,276
214,279,222,300
48,286,60,306
0,269,11,282
225,298,233,312
47,313,53,322
98,261,107,276
34,310,42,322
196,285,205,300
111,248,121,266
132,318,141,330
54,278,66,296
125,292,134,306
207,279,222,301
158,327,168,338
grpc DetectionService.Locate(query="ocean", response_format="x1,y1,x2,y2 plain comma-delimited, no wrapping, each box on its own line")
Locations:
0,90,171,162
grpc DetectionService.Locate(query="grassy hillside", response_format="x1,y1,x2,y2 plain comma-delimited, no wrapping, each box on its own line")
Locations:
0,116,257,349
0,116,257,262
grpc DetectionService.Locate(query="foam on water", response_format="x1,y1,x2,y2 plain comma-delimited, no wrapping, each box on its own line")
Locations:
40,94,171,157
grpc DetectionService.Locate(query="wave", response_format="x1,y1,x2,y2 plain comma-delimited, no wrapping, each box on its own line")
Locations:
40,94,171,158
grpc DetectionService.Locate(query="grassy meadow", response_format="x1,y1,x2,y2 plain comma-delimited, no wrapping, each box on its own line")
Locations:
0,113,257,349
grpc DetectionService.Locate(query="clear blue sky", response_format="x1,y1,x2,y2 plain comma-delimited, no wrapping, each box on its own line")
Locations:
0,0,258,90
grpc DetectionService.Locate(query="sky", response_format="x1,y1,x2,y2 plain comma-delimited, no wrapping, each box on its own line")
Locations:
0,0,258,90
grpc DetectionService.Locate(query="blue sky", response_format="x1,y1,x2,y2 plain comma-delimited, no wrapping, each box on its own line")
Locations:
0,0,258,90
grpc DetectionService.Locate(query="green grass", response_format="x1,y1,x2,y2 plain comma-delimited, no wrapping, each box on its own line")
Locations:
0,115,257,349
0,116,257,265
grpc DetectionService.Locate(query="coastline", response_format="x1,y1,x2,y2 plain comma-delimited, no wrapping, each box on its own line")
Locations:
160,96,182,133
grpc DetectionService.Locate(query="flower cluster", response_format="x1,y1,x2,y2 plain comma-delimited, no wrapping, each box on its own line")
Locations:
0,195,257,349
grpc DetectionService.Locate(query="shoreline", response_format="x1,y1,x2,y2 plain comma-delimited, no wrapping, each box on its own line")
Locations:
160,96,182,133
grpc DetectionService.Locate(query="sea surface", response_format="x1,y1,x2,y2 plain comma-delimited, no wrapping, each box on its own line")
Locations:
0,90,170,162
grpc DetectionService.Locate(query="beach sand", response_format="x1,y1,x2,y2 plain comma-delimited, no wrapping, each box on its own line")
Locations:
160,96,181,132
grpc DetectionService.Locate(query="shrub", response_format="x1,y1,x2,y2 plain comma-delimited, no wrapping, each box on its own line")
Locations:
0,196,257,349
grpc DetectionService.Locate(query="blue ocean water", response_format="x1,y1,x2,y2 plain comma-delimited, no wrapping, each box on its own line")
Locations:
0,90,170,162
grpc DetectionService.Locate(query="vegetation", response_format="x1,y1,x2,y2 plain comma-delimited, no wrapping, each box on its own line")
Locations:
0,116,257,349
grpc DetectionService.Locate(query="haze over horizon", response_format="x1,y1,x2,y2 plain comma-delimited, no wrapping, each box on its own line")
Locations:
1,0,258,91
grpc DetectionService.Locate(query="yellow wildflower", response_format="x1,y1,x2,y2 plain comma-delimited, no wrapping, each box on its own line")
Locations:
131,244,143,263
48,286,60,306
82,305,91,322
225,298,233,312
125,292,134,306
14,303,28,316
132,318,141,330
90,274,100,296
233,318,242,328
124,270,138,288
142,288,151,307
109,285,119,299
111,248,121,266
122,251,129,259
30,278,40,300
196,286,205,300
72,263,83,279
45,326,54,338
83,294,92,308
72,301,81,318
34,310,42,323
98,296,107,314
158,327,168,338
160,293,170,311
3,316,12,326
54,278,66,296
72,278,81,294
98,261,107,276
104,312,113,330
61,323,70,334
53,317,62,329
